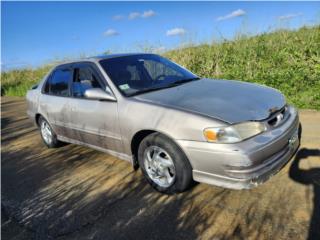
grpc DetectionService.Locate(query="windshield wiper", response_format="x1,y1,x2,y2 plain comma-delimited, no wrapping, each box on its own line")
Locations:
170,77,200,86
129,86,171,96
128,77,201,97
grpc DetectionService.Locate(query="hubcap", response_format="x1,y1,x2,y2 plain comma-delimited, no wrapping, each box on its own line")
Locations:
143,146,176,188
41,121,52,145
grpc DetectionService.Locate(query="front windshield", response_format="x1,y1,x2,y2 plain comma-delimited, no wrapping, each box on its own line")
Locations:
99,54,198,96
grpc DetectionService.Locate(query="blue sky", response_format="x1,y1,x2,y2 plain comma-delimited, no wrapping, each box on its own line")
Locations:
1,1,319,70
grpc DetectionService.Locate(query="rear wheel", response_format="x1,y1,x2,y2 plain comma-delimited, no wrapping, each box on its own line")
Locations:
39,116,62,148
138,133,193,194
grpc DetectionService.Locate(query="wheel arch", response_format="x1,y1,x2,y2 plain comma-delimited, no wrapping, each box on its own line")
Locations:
130,129,192,169
131,130,156,166
35,113,43,127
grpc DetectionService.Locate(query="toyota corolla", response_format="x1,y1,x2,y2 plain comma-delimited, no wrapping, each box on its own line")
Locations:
26,53,300,193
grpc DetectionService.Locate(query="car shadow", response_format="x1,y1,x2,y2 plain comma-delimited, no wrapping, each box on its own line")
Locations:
289,148,320,240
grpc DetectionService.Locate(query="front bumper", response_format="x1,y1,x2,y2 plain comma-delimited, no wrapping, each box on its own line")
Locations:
177,106,300,189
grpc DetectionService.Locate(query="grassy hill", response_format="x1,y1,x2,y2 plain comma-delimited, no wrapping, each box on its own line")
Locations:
1,26,320,109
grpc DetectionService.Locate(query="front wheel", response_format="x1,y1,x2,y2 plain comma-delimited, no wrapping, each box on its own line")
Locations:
138,133,193,194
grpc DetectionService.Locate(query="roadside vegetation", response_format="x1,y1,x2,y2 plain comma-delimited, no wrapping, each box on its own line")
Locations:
165,26,320,110
1,65,53,97
1,26,320,109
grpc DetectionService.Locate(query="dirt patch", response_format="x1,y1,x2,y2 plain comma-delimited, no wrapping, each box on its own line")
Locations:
1,97,320,240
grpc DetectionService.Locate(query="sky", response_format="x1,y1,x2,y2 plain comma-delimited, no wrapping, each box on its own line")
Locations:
1,1,320,71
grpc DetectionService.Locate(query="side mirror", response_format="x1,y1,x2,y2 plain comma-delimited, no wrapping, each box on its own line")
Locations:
84,88,116,101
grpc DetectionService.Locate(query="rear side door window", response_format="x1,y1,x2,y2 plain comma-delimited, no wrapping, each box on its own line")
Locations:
44,68,72,96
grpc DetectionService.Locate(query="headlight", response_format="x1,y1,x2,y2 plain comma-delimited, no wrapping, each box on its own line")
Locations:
204,122,267,143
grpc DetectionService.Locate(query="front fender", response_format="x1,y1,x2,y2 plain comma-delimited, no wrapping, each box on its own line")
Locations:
118,98,225,155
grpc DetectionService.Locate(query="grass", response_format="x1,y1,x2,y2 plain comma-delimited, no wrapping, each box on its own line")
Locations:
165,26,320,110
1,26,320,109
1,65,53,97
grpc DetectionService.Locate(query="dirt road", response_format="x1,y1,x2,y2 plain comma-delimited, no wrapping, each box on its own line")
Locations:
1,97,320,240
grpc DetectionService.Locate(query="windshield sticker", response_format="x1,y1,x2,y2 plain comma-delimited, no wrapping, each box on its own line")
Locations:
119,84,130,90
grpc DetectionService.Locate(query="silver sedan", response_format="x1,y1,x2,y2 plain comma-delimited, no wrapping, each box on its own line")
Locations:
26,53,300,193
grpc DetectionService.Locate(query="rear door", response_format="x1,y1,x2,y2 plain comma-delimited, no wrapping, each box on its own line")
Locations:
67,63,122,153
39,65,74,138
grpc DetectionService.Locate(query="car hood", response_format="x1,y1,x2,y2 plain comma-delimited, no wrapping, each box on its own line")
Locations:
133,79,286,124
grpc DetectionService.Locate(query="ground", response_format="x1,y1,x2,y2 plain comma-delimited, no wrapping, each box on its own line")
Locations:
1,97,320,240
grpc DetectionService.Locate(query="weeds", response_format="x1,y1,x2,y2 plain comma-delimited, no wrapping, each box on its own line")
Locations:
1,26,319,109
165,26,320,109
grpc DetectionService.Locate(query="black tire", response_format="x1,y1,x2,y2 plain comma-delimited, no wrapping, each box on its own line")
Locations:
38,116,63,148
138,133,193,194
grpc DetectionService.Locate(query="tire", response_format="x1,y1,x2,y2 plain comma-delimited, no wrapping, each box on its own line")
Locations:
39,116,62,148
138,133,193,194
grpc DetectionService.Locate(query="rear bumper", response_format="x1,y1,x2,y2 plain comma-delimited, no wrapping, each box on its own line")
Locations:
177,106,300,189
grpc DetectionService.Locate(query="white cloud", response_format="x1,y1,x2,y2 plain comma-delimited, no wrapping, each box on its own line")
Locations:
216,9,246,21
113,10,156,20
128,12,140,20
103,29,119,37
142,10,156,18
278,13,303,20
166,28,186,36
113,15,124,21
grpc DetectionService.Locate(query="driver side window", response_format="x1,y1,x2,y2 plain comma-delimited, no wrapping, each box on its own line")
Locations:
72,66,102,98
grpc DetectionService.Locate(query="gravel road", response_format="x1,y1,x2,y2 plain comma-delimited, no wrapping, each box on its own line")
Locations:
1,97,319,240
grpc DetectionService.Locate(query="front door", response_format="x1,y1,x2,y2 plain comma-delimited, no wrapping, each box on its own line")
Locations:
67,63,122,153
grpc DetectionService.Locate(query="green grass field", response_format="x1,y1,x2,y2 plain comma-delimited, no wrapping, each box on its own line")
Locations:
1,26,320,109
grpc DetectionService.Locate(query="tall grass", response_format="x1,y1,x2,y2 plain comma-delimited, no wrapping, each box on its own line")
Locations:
165,26,320,109
1,65,53,96
1,26,320,109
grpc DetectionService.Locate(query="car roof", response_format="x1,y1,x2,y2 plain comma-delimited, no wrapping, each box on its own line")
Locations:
57,53,156,66
90,53,152,60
